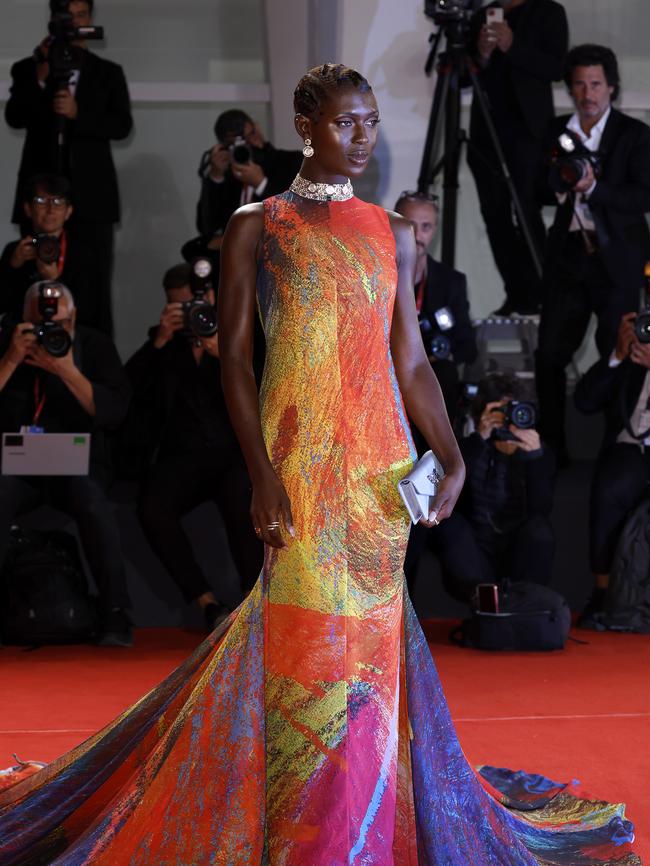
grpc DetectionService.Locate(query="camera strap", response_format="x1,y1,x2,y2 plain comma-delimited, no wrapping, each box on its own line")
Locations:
57,230,68,275
33,377,46,427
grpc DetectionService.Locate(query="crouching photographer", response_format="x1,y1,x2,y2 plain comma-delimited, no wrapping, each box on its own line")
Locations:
405,374,555,601
574,302,650,625
0,281,132,645
125,263,263,631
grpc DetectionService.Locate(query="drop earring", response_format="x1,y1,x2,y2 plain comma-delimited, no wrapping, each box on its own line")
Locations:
302,138,314,158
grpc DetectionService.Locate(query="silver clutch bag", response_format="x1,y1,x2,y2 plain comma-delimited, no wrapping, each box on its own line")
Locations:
398,449,446,525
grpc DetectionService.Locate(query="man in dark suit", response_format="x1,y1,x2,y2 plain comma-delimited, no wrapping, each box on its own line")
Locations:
193,109,302,255
536,44,650,462
5,0,132,337
468,0,569,315
0,174,97,327
574,311,650,624
395,190,477,428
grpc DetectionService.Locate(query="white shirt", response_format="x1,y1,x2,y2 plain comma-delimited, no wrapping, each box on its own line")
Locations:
38,68,80,96
609,351,650,447
557,106,611,232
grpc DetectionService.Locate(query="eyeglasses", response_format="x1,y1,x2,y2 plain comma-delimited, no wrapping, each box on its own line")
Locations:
397,190,440,203
32,195,68,209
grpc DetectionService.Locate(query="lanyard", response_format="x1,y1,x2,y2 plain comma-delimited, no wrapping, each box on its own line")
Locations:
57,230,68,275
33,377,46,426
415,269,427,314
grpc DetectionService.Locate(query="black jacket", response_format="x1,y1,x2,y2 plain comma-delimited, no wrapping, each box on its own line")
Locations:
0,320,131,479
574,355,649,449
469,0,569,141
0,230,97,327
458,432,555,535
420,255,477,365
544,110,650,296
5,50,132,224
196,143,302,238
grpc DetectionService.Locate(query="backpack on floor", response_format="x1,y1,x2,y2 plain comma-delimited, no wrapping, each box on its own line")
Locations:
451,581,571,651
604,499,650,633
0,526,97,646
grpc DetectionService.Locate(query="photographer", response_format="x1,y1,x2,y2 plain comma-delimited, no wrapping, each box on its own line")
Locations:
5,0,133,337
405,373,555,600
467,0,569,315
395,190,477,427
536,45,650,464
574,311,650,625
125,264,263,631
0,174,96,327
0,281,132,646
193,110,302,252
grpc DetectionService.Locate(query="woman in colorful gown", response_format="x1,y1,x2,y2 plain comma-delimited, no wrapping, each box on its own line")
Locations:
0,64,640,866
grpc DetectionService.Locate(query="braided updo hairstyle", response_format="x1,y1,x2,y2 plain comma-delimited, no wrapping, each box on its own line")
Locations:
293,63,372,120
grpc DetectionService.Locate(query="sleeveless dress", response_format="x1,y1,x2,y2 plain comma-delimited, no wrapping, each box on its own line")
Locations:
0,192,640,866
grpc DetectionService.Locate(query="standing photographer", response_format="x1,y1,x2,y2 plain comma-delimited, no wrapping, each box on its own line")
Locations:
193,110,302,252
0,282,132,646
394,190,477,426
125,264,263,631
468,0,569,316
5,0,132,337
536,44,650,463
0,174,96,327
574,311,650,624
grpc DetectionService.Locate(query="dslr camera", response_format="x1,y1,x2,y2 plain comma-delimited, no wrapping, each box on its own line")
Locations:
182,258,218,340
549,131,602,194
30,281,72,358
492,400,537,441
634,262,650,343
419,306,455,361
30,233,61,265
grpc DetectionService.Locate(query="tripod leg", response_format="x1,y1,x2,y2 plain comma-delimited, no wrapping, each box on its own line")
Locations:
417,63,451,194
466,64,543,281
440,65,462,267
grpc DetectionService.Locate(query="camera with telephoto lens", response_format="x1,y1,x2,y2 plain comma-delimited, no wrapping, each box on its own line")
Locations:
30,233,61,265
492,400,537,441
181,258,218,340
38,1,104,91
548,131,602,194
425,0,477,24
418,306,455,361
31,281,72,358
229,137,252,165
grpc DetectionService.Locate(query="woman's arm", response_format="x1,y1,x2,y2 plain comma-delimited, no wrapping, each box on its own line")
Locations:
388,212,465,524
217,203,294,549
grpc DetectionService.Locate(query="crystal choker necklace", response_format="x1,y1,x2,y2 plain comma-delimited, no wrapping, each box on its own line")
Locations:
289,174,353,202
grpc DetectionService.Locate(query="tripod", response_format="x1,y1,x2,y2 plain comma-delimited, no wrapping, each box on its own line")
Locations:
416,24,543,280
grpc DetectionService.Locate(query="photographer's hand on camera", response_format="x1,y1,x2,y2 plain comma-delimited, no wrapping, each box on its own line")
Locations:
153,303,184,349
250,465,295,550
231,161,265,188
572,160,596,195
3,323,37,370
629,339,650,369
614,312,637,361
478,400,506,440
196,332,220,358
53,88,78,120
9,236,38,270
509,426,542,452
491,20,514,53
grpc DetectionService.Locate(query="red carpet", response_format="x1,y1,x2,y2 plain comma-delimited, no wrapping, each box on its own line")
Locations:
1,624,648,861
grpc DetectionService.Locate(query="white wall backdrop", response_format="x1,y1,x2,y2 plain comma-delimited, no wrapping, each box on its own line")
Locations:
1,0,649,362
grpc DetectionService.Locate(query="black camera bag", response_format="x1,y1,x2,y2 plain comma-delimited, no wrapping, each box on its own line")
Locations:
451,582,571,651
0,526,97,645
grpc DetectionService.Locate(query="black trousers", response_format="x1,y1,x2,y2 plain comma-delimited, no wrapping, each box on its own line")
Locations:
536,235,636,457
69,220,115,337
590,443,650,573
0,474,131,614
405,511,554,602
467,129,546,311
137,448,263,604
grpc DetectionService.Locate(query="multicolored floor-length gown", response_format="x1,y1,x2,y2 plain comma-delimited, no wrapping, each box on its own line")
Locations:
0,191,640,865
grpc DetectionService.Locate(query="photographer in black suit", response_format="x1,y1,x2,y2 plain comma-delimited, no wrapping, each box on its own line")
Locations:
574,311,650,624
0,282,132,645
125,264,263,632
5,0,133,337
0,174,96,327
394,191,477,428
536,45,650,463
193,110,302,257
468,0,569,315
